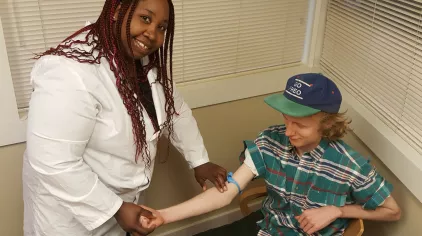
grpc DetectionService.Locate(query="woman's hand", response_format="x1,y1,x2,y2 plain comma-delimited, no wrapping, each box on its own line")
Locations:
194,162,227,192
115,202,157,235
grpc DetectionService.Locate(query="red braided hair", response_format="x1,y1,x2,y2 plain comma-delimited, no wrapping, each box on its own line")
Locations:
35,0,176,167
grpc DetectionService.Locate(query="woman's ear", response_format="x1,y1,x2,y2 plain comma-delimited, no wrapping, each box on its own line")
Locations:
113,4,122,21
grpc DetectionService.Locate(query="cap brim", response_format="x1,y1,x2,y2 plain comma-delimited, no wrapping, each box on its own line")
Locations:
264,93,320,117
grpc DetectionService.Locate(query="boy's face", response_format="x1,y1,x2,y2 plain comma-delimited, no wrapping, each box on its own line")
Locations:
282,113,323,152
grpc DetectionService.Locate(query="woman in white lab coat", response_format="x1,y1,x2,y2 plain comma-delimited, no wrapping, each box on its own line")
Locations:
22,0,227,235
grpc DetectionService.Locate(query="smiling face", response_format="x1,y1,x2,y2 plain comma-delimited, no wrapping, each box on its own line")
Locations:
115,0,170,59
282,113,323,155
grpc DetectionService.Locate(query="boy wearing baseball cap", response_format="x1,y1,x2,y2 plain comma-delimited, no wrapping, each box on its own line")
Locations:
142,73,401,236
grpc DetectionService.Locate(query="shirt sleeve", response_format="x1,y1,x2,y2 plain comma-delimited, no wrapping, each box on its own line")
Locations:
243,149,258,176
167,84,209,168
241,140,267,177
26,56,123,230
351,161,393,210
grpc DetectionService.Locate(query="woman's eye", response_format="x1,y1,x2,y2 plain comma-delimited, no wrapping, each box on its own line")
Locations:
141,16,151,23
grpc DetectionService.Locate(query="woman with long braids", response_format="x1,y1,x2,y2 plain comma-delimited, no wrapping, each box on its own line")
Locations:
22,0,227,235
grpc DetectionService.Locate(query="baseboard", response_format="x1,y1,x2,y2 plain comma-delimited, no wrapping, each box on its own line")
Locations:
156,200,262,236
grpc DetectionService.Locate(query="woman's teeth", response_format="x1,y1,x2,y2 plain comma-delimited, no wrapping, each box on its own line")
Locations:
135,40,148,50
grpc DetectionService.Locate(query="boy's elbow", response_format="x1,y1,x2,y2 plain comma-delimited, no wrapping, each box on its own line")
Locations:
391,207,401,221
382,196,401,221
218,191,237,208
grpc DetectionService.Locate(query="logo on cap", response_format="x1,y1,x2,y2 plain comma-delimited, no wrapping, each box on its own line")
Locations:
285,78,313,100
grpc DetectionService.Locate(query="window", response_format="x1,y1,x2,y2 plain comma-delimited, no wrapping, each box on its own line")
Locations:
1,0,309,111
172,0,309,83
0,0,105,111
0,0,312,146
320,0,422,201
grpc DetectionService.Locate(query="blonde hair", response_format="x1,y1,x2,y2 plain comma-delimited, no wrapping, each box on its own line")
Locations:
319,112,352,141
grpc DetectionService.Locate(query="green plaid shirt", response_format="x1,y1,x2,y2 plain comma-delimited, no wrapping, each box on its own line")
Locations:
240,125,392,236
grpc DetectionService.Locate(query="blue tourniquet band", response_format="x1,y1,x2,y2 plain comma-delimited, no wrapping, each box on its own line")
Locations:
227,172,242,194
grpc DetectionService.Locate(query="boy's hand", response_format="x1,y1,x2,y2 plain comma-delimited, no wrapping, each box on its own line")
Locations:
194,162,227,192
138,205,164,229
295,205,342,234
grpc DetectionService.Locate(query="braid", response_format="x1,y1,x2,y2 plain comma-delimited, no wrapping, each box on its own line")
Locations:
158,0,175,123
35,0,177,167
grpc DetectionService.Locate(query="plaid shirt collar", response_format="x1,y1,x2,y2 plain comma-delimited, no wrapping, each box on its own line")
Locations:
286,138,330,161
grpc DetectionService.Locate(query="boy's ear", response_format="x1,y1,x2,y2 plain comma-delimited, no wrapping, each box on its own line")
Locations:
317,113,334,134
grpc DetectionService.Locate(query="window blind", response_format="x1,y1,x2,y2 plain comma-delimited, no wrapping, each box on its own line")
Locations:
1,0,309,110
320,0,422,154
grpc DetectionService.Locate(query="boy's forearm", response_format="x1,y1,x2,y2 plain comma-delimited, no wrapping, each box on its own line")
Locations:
159,185,238,224
339,197,401,221
159,164,255,224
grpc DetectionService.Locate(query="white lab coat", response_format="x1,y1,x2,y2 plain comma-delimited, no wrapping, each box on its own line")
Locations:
22,36,209,235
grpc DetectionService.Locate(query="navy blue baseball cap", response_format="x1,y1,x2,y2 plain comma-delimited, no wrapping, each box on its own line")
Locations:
264,73,342,117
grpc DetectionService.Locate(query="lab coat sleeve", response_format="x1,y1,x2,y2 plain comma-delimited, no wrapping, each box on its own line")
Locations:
26,57,123,231
167,85,210,168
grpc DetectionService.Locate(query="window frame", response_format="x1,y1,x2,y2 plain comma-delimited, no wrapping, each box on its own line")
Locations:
0,17,27,147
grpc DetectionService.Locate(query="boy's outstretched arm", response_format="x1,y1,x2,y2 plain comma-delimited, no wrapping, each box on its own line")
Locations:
159,164,255,224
